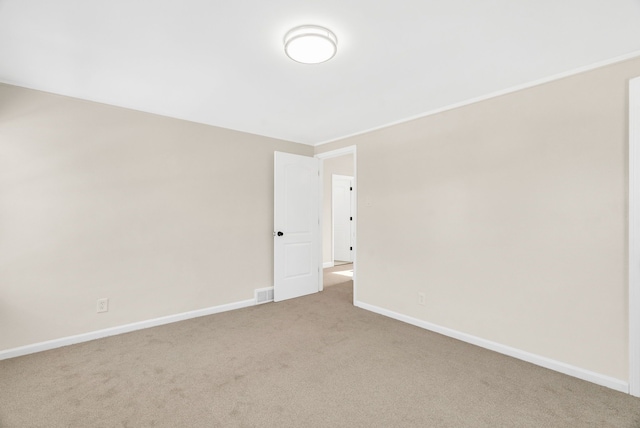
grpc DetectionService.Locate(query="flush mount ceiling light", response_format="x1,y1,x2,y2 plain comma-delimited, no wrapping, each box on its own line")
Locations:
284,25,337,64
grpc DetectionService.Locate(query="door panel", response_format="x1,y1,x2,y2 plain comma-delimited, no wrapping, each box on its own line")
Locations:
274,152,320,302
333,175,353,262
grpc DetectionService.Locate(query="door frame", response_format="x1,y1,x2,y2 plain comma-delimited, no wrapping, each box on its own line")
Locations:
332,174,354,263
316,146,357,302
629,76,640,397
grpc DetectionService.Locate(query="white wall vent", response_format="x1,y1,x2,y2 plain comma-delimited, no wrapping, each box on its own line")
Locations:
255,287,274,304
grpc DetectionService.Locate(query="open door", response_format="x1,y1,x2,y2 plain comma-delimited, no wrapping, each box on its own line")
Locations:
274,152,320,302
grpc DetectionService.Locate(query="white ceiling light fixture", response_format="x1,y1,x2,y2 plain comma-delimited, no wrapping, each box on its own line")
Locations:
284,25,337,64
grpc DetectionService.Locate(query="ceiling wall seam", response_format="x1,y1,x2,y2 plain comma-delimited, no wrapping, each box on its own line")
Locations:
313,49,640,147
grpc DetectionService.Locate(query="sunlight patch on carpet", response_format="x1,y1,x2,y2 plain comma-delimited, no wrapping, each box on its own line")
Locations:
334,270,353,277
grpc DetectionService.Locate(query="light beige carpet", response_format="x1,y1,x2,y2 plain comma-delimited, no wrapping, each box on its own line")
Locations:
323,263,353,288
1,282,639,427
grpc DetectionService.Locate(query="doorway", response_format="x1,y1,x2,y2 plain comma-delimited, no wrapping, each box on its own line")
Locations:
316,146,357,302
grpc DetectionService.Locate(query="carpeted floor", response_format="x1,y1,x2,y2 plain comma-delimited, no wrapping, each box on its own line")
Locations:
323,263,353,288
1,282,639,427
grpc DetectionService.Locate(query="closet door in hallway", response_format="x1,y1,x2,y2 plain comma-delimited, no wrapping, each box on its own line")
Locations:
332,174,353,263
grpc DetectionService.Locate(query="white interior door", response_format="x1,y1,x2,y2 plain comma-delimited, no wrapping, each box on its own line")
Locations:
274,152,320,302
333,175,353,262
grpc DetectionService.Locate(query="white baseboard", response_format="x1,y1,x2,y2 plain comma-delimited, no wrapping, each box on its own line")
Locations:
323,262,335,268
0,298,256,361
354,300,629,394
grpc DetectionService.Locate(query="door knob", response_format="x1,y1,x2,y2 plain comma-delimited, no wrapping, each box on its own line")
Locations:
277,231,284,236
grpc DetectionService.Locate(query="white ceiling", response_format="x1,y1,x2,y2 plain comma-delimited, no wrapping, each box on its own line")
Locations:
1,1,640,146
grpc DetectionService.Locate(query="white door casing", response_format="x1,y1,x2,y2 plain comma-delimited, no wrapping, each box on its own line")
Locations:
629,76,640,397
333,175,353,262
274,152,320,302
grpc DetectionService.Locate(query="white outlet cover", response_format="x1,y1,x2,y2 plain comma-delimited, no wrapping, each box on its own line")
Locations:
97,298,109,313
418,292,426,305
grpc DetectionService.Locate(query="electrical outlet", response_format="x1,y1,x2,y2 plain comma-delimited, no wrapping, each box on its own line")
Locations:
97,298,109,313
418,292,425,305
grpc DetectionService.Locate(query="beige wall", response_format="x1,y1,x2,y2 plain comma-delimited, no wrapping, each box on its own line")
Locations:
0,84,312,351
317,56,640,381
322,155,354,264
3,54,640,383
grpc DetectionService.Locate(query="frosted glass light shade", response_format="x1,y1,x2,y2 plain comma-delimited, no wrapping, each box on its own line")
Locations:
284,25,337,64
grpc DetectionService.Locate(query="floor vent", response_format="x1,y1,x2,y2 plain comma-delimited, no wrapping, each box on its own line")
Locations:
255,287,274,304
